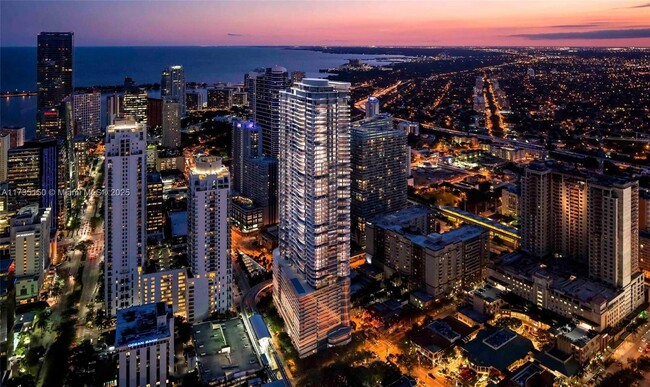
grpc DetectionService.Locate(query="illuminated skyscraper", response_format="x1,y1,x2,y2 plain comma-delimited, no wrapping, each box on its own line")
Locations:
255,66,290,158
161,65,186,116
588,180,639,288
231,120,261,194
365,96,380,118
73,91,102,137
273,79,352,357
104,119,147,316
36,32,73,139
351,114,408,248
123,90,148,126
188,156,232,314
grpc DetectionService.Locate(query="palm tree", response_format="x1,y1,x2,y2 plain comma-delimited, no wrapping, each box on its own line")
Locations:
34,310,48,332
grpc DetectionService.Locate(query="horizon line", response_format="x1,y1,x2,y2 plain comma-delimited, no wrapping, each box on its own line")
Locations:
2,44,650,49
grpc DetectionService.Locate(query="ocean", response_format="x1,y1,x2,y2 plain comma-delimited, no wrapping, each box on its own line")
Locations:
0,46,398,138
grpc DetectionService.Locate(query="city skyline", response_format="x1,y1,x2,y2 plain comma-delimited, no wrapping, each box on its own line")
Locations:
1,1,650,47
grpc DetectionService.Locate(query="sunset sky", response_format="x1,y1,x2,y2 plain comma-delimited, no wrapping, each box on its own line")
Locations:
1,0,649,47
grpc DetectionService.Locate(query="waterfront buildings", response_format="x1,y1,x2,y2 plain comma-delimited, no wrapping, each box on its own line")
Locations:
115,302,174,387
147,97,163,129
162,98,181,149
36,32,73,139
351,113,408,248
186,92,202,111
187,156,232,314
273,78,352,357
255,66,290,158
161,65,186,116
104,119,147,316
73,91,102,137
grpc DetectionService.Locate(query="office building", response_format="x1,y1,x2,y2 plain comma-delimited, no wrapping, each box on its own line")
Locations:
255,66,290,158
6,138,58,233
161,65,186,115
188,156,232,314
146,172,165,241
123,90,148,126
11,205,51,304
273,79,352,357
106,93,123,127
351,114,408,248
73,91,102,137
36,32,73,139
366,208,488,296
365,96,380,118
162,98,181,149
186,92,202,111
0,127,25,148
104,119,147,316
231,120,261,194
115,302,174,387
231,196,263,233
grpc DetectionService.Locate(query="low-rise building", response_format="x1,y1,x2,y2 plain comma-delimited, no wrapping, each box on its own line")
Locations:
461,327,534,375
231,196,263,234
191,318,262,385
488,252,645,332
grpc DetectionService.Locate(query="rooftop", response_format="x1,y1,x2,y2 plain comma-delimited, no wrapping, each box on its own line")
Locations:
474,284,504,303
192,318,261,383
115,302,172,348
494,252,621,306
462,328,534,372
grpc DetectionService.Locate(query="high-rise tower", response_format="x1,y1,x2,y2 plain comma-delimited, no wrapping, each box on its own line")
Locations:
36,32,73,138
161,65,186,116
188,156,232,314
273,79,352,357
104,119,147,316
255,66,290,158
350,114,408,248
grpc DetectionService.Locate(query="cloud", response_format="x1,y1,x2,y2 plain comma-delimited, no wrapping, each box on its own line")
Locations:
549,23,604,29
626,2,650,8
510,28,650,40
227,33,243,37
